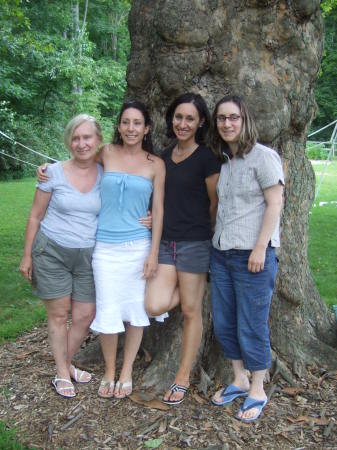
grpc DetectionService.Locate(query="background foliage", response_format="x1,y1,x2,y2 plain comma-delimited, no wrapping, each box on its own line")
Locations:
0,0,131,179
311,0,337,138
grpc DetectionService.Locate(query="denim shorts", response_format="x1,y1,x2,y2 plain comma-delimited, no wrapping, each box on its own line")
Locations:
210,246,278,371
32,230,96,302
158,239,212,273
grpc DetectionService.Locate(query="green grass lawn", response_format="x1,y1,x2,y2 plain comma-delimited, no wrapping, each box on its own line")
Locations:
0,178,45,343
308,159,337,307
0,421,33,450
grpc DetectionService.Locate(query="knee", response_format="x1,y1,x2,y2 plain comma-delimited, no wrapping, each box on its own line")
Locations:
146,302,164,317
49,311,68,327
145,293,167,317
181,304,202,322
72,309,96,327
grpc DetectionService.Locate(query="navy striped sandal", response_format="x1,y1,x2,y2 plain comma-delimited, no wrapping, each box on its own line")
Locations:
162,383,188,405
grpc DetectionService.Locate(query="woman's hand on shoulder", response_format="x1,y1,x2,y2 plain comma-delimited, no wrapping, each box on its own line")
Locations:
36,163,50,183
19,255,33,281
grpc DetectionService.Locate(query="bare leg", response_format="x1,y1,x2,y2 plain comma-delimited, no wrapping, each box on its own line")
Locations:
169,286,180,310
115,324,143,397
67,300,95,381
145,264,178,316
44,296,73,396
99,333,118,396
212,359,250,403
163,272,206,402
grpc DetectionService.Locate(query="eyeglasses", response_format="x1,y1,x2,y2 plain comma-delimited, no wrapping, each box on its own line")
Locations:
216,114,241,123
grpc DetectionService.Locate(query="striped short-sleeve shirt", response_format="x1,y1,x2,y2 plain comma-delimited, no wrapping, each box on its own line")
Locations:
213,143,284,251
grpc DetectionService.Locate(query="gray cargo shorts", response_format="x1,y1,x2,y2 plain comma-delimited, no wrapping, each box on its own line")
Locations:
32,230,95,302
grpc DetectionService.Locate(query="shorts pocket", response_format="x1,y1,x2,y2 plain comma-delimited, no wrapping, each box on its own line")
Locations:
32,230,49,256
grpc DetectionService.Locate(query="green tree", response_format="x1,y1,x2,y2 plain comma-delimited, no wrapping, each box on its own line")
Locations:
0,0,131,179
312,1,337,137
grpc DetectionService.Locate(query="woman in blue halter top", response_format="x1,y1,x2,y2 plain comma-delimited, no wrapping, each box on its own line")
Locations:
90,101,166,399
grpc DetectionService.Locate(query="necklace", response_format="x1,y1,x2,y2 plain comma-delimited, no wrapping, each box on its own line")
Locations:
175,143,197,156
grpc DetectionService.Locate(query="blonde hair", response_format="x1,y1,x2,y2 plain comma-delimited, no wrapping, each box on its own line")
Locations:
64,114,103,150
210,95,258,160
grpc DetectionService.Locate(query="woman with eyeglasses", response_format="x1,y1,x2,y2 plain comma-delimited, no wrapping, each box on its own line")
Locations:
145,92,221,405
209,95,284,423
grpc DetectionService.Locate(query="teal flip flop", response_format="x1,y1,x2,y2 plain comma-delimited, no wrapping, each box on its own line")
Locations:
212,384,248,406
235,396,268,423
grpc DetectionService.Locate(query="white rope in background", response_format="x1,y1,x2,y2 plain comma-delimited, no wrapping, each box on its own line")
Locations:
308,119,337,138
0,129,59,162
314,144,334,199
0,149,39,168
308,120,337,200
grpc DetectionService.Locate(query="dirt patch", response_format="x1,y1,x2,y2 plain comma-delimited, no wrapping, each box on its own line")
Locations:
0,324,336,449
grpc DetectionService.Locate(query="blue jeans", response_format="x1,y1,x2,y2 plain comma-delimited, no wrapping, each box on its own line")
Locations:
210,247,278,371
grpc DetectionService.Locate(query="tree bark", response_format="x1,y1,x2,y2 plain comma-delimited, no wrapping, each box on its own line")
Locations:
124,0,337,391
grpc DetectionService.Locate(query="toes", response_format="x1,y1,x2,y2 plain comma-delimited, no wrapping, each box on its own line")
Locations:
242,408,256,420
238,407,259,420
98,381,114,397
165,390,183,402
212,389,223,403
163,390,171,402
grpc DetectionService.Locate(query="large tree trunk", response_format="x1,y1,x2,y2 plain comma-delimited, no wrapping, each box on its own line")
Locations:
124,0,337,391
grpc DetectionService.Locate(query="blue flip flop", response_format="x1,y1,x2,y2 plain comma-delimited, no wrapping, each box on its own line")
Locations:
235,396,268,423
211,384,248,406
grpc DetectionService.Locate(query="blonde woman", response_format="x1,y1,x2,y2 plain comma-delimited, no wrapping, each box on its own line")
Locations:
20,115,104,397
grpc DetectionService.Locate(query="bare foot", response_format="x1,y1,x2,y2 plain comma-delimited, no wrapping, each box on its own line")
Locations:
69,365,92,383
98,379,115,398
212,383,248,405
114,380,132,398
163,381,189,404
236,394,268,421
52,377,75,398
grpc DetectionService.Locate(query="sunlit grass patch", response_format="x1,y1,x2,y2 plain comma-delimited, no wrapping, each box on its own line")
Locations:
0,178,45,343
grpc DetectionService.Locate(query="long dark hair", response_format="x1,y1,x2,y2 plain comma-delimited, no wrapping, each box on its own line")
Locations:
210,95,258,161
112,100,154,154
165,92,210,145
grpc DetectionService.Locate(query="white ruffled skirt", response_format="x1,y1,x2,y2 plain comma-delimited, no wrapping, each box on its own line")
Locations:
90,239,167,334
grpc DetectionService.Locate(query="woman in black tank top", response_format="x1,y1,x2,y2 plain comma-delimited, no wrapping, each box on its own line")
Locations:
145,93,221,405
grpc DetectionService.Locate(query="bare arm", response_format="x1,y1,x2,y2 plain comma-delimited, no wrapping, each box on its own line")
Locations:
19,189,52,280
248,183,284,273
142,159,165,279
205,173,219,230
97,143,120,166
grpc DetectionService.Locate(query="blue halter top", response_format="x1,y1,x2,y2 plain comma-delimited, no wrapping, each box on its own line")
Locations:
96,172,153,243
